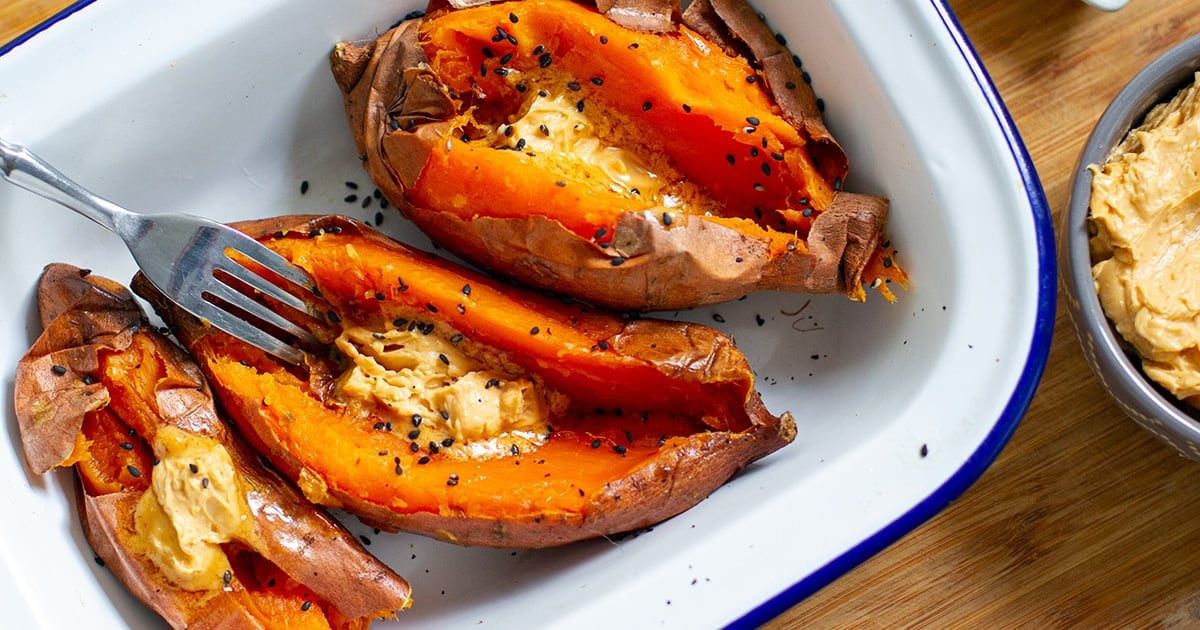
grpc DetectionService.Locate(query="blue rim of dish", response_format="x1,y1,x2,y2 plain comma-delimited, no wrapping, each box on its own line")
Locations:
3,0,1056,626
0,0,95,57
732,0,1056,626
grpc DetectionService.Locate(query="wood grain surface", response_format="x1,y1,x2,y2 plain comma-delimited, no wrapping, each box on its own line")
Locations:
5,1,1200,628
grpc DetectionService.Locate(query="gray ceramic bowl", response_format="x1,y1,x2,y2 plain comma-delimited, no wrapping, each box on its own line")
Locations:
1062,33,1200,461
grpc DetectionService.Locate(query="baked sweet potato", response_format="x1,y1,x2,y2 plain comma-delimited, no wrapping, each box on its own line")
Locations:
134,214,796,548
331,0,906,310
13,264,411,629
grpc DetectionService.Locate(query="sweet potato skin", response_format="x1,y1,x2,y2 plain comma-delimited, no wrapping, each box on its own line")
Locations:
331,0,894,310
13,264,411,628
135,214,796,548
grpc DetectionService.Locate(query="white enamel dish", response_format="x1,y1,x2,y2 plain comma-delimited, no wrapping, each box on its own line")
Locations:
0,1,1052,628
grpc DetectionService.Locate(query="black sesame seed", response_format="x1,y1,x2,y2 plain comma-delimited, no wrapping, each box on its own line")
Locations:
418,456,431,465
223,570,232,586
771,152,785,161
509,11,519,22
410,442,421,452
662,212,673,226
594,227,608,239
375,291,386,300
374,211,384,225
515,138,527,150
746,75,757,83
726,154,736,166
344,194,358,203
395,463,404,475
202,477,209,488
480,62,488,77
539,123,550,136
600,35,608,44
301,601,313,612
775,33,788,45
345,181,359,189
802,208,814,217
883,257,894,268
567,81,581,91
500,52,513,65
504,124,514,137
447,477,458,486
556,180,567,187
625,430,634,444
598,340,610,350
628,42,639,49
750,147,759,157
591,77,604,86
612,445,627,455
485,378,500,389
412,414,423,426
119,442,134,451
511,444,521,456
591,439,602,449
482,46,495,58
642,101,652,111
713,313,726,323
439,353,450,365
516,83,527,92
442,437,455,447
785,80,797,90
440,410,450,420
746,116,761,126
610,257,626,266
762,163,772,176
299,180,309,194
426,303,438,313
374,422,387,430
493,67,509,76
576,99,585,112
126,465,141,478
539,52,552,67
744,126,757,134
51,365,67,376
530,326,540,335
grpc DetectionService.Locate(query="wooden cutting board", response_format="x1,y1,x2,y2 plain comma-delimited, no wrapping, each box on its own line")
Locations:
6,1,1200,627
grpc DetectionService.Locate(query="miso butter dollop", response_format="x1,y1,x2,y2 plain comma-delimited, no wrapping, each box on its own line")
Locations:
132,425,254,591
1091,71,1200,403
335,324,554,448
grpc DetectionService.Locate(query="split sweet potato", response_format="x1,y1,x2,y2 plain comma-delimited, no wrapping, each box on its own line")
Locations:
331,0,906,310
13,264,411,629
134,215,796,548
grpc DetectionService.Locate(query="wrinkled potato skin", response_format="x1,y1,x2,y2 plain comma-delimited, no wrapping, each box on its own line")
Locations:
331,0,888,311
14,264,411,628
134,214,796,548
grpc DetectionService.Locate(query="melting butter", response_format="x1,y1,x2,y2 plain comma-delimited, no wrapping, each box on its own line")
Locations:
132,425,254,592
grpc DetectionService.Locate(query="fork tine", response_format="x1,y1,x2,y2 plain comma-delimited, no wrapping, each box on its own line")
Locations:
193,300,305,365
216,254,319,317
203,280,321,347
223,234,318,290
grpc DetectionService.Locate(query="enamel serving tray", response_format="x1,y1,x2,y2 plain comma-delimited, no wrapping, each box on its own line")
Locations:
0,1,1053,627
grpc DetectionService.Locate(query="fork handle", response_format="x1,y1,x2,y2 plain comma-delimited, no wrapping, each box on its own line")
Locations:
0,137,132,234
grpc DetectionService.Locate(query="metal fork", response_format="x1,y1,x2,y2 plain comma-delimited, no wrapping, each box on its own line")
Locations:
0,138,318,364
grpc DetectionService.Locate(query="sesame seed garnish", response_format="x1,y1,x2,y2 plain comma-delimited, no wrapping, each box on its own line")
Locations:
771,152,785,161
511,444,520,456
591,77,604,86
556,180,567,187
494,68,509,76
662,212,673,225
223,570,232,586
202,477,209,488
119,442,133,451
485,378,500,388
530,326,540,335
761,163,772,176
374,422,386,430
598,341,610,350
126,465,141,478
628,42,639,49
591,439,602,449
610,257,626,266
345,181,358,189
750,147,759,157
567,81,581,91
447,476,459,486
299,180,309,194
442,437,455,447
576,99,585,112
410,442,421,452
746,75,757,83
439,353,450,365
344,194,357,203
754,183,766,191
426,303,438,313
642,101,653,111
395,463,403,475
480,63,488,77
538,123,550,136
625,430,634,444
612,445,627,455
509,12,518,22
785,80,797,90
418,456,431,465
802,208,814,217
713,313,726,323
539,52,552,67
375,291,386,300
412,414,422,426
440,410,450,420
515,83,527,92
515,138,527,150
600,35,608,44
594,227,608,239
683,103,692,112
775,33,788,45
482,46,495,58
744,126,757,134
746,116,761,126
301,601,313,612
726,154,736,166
51,365,66,376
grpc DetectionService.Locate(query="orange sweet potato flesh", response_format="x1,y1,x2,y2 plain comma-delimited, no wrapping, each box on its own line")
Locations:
13,264,411,629
134,215,796,548
331,0,907,310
